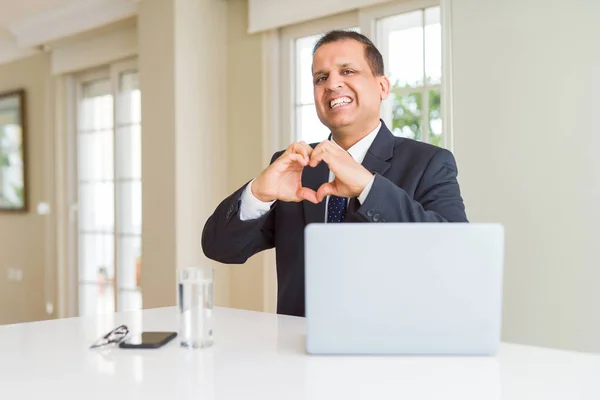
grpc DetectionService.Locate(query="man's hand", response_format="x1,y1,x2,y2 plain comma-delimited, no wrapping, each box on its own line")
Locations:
309,140,373,202
251,141,318,204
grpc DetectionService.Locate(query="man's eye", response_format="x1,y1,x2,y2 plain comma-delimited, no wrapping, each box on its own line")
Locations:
315,76,326,84
342,69,354,75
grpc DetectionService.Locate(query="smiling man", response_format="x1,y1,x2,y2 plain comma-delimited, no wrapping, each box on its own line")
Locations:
202,30,468,317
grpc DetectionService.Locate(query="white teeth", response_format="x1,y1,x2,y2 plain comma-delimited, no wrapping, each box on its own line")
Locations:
330,97,352,108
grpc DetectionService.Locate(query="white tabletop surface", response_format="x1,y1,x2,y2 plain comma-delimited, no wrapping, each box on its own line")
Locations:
1,306,599,399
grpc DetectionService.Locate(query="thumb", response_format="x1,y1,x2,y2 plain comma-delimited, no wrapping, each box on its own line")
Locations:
316,182,337,203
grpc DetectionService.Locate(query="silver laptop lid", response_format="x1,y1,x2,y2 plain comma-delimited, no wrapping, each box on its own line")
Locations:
304,223,504,355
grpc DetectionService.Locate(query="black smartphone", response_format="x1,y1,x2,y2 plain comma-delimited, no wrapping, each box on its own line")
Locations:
119,331,177,349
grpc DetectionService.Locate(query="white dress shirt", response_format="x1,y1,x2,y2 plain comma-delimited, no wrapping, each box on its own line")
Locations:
239,122,381,221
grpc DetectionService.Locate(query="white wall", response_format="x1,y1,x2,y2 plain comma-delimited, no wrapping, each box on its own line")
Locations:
50,19,137,75
452,0,600,353
248,0,390,33
139,0,231,309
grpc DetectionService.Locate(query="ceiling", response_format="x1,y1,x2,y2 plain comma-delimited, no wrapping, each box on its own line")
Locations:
0,0,138,65
0,0,73,26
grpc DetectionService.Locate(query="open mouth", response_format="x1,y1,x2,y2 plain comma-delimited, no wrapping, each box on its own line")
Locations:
329,96,353,109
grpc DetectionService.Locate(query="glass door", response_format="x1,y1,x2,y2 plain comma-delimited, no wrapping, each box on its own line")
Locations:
75,60,142,316
115,69,142,312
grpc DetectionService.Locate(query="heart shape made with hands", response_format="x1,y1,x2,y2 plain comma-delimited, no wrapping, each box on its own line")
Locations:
288,140,373,204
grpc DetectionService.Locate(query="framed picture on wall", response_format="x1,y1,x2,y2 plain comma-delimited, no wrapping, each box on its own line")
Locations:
0,89,27,212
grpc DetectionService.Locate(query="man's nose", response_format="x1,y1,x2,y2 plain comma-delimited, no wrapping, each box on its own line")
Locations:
325,72,343,90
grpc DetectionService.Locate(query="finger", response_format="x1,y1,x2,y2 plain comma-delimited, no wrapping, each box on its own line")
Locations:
297,187,319,204
311,140,344,166
290,141,312,162
319,139,339,152
285,153,308,166
316,182,337,203
297,141,313,159
309,142,330,167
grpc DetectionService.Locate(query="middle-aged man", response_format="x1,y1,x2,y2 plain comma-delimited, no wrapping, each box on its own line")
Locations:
202,30,468,317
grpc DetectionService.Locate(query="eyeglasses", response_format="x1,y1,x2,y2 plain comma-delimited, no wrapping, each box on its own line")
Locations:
90,325,129,349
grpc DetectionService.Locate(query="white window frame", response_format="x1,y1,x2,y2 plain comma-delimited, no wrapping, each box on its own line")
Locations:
68,57,140,316
277,0,453,150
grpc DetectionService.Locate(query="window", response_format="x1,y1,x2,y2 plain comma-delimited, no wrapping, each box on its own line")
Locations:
377,6,442,146
0,94,24,209
293,33,330,144
293,28,360,144
281,1,445,148
75,60,142,316
280,12,359,145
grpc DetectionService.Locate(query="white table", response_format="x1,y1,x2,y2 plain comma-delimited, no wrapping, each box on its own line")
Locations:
1,307,599,399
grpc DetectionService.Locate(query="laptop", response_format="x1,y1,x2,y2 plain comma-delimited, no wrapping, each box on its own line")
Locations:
304,223,504,355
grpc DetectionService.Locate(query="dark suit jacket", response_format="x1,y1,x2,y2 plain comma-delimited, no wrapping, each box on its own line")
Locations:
202,121,468,317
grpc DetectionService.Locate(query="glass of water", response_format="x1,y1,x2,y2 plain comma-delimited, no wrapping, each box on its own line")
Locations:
177,266,214,348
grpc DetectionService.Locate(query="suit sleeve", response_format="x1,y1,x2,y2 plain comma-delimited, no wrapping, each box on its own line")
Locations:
201,153,281,264
351,148,468,223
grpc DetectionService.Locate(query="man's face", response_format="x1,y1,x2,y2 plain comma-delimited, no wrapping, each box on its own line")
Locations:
312,39,389,133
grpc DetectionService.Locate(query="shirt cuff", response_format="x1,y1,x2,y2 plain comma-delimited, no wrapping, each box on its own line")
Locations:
239,179,275,221
357,175,375,205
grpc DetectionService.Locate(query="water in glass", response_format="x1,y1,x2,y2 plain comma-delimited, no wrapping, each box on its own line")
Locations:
177,267,214,348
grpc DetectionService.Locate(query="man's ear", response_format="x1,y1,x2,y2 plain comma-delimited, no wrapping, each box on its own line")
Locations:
378,75,391,101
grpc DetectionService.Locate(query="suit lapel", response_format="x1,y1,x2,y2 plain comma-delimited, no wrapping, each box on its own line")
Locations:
346,122,394,218
302,161,329,225
361,120,394,177
362,152,391,177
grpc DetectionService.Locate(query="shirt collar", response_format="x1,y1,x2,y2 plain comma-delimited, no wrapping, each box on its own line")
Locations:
332,121,382,164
